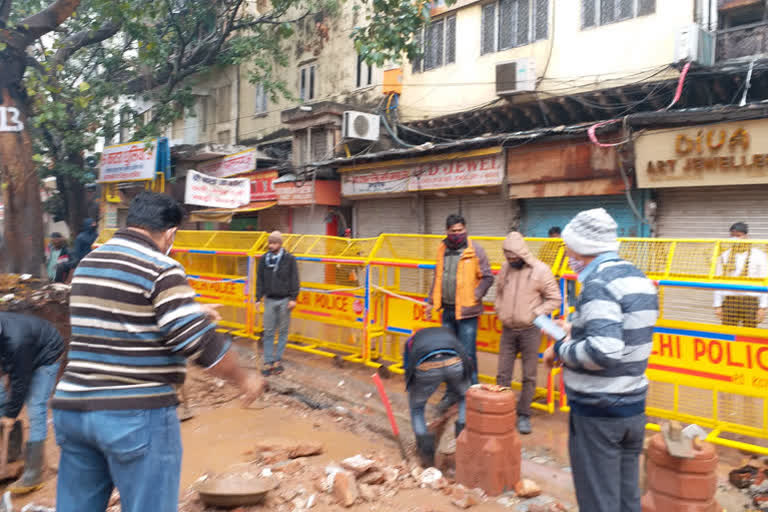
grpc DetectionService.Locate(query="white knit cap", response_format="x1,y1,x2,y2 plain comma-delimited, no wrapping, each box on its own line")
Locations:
562,208,619,256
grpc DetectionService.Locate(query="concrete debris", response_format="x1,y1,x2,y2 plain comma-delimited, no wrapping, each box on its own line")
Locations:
332,470,359,507
359,469,386,485
497,495,521,507
419,468,443,486
341,454,376,475
260,467,274,478
515,479,542,499
358,483,377,502
254,438,324,460
450,485,486,509
306,494,316,508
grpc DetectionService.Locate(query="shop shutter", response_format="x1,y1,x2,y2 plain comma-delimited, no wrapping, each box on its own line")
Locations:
291,206,328,235
655,186,768,238
258,207,290,233
521,194,648,238
355,198,418,237
425,196,514,236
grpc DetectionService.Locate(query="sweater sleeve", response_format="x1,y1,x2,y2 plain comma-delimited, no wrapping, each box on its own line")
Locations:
289,255,300,300
151,266,230,368
556,280,624,371
474,245,494,301
256,257,265,301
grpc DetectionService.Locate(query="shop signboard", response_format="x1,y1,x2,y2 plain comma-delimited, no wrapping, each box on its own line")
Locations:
198,149,257,178
184,170,250,209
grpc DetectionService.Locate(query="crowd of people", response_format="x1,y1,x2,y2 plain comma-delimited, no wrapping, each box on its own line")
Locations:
0,190,764,511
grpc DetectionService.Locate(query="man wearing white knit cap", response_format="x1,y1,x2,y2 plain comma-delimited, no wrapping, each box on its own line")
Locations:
544,208,658,512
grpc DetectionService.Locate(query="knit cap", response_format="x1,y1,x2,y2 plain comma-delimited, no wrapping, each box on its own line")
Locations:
562,208,619,256
268,231,283,244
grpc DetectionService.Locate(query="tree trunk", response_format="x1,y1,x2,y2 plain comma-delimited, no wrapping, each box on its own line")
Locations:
57,154,88,234
0,89,45,276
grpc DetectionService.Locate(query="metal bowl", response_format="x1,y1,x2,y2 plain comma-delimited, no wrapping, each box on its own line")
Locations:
196,476,278,508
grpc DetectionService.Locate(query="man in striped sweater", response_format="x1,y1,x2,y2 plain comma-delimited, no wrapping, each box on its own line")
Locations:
52,192,265,512
543,208,658,512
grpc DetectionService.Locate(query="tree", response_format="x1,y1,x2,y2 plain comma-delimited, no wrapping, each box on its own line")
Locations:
0,0,442,275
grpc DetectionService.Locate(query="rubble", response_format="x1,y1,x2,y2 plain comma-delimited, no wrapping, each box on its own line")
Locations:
515,479,543,498
341,454,376,475
332,470,359,507
253,438,324,461
449,485,486,509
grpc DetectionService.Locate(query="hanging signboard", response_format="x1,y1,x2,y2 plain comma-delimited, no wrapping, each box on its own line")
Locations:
275,180,341,206
198,149,257,178
341,152,504,197
184,170,250,209
99,140,158,183
246,170,278,202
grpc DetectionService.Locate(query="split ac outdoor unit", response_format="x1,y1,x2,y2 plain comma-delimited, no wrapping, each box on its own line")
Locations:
496,57,536,96
675,24,715,67
342,111,381,142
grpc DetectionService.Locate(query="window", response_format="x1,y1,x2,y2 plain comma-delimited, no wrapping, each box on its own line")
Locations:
412,15,456,73
299,64,316,101
481,0,548,55
216,85,232,124
254,83,268,114
582,0,655,29
356,55,373,89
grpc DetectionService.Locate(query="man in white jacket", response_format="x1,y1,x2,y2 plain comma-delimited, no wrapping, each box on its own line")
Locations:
714,222,768,328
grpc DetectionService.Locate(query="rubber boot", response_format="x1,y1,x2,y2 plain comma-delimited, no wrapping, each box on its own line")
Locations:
9,441,45,495
1,421,23,463
455,421,465,438
416,433,436,468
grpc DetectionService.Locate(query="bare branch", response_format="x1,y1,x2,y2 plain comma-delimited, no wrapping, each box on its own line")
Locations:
52,20,120,67
21,0,81,44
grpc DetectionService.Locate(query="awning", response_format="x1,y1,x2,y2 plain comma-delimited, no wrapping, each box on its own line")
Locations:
188,201,276,223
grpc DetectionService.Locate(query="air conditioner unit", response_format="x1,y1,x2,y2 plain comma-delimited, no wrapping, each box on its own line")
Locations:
496,58,536,96
342,111,381,142
675,24,715,67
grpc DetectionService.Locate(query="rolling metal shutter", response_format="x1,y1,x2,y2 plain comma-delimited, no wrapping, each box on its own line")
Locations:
355,198,418,237
655,186,768,238
425,196,515,236
521,194,649,238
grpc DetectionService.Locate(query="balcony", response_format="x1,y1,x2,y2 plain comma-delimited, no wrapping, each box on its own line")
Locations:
717,21,768,62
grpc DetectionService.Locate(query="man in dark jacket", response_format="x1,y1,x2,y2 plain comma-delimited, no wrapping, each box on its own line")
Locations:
256,231,300,376
404,327,472,467
0,313,65,494
55,218,98,282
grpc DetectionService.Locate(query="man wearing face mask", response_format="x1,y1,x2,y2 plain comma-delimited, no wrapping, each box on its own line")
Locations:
52,192,265,512
495,232,561,435
714,222,768,328
426,214,494,389
543,208,658,512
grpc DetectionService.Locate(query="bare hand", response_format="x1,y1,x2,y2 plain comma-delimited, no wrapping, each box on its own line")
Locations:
288,300,297,310
201,303,223,322
425,304,433,317
0,417,15,431
240,374,266,407
555,318,572,338
543,345,557,368
714,307,722,320
759,308,767,324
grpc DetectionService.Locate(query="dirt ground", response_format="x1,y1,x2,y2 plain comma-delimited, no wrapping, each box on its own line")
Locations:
0,338,758,511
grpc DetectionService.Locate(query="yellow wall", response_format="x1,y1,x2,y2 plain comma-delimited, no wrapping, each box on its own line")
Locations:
399,0,694,121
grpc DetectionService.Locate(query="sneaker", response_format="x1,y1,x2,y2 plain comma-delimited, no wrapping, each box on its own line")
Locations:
517,415,532,435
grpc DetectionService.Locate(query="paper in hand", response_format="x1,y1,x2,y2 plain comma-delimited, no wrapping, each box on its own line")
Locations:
533,315,568,342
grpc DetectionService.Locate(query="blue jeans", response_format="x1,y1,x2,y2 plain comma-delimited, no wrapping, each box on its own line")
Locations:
0,362,60,442
263,297,292,364
441,308,479,384
53,407,182,512
409,361,469,436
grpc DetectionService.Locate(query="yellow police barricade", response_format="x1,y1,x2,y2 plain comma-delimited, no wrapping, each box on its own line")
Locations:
254,234,378,363
365,233,563,413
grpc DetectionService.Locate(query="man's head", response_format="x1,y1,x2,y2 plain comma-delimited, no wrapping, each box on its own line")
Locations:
730,222,749,239
502,232,529,270
562,208,619,273
50,232,66,249
548,226,561,238
268,231,283,253
126,192,186,255
445,214,467,249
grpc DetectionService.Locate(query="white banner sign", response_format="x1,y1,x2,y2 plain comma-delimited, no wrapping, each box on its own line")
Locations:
185,170,250,209
99,141,157,183
198,149,257,178
341,153,504,197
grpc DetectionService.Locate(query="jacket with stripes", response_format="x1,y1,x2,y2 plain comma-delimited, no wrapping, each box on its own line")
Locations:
554,253,659,417
52,229,230,411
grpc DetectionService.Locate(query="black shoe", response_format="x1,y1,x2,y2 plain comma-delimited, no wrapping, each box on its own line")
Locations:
415,433,436,468
1,421,22,463
517,415,532,435
9,441,45,494
455,421,465,438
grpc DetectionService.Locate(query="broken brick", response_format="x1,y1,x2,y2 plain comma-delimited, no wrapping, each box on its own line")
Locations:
332,470,358,507
515,479,542,499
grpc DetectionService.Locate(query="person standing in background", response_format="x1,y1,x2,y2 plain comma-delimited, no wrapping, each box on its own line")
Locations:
548,226,561,238
256,231,300,376
714,222,768,328
426,214,493,388
495,232,561,435
46,232,69,282
55,218,98,283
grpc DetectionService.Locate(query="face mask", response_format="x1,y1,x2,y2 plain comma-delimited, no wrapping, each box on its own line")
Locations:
507,259,525,269
569,258,587,274
446,232,467,249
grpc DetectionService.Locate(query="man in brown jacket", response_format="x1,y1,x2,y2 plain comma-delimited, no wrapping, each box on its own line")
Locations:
495,232,561,434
